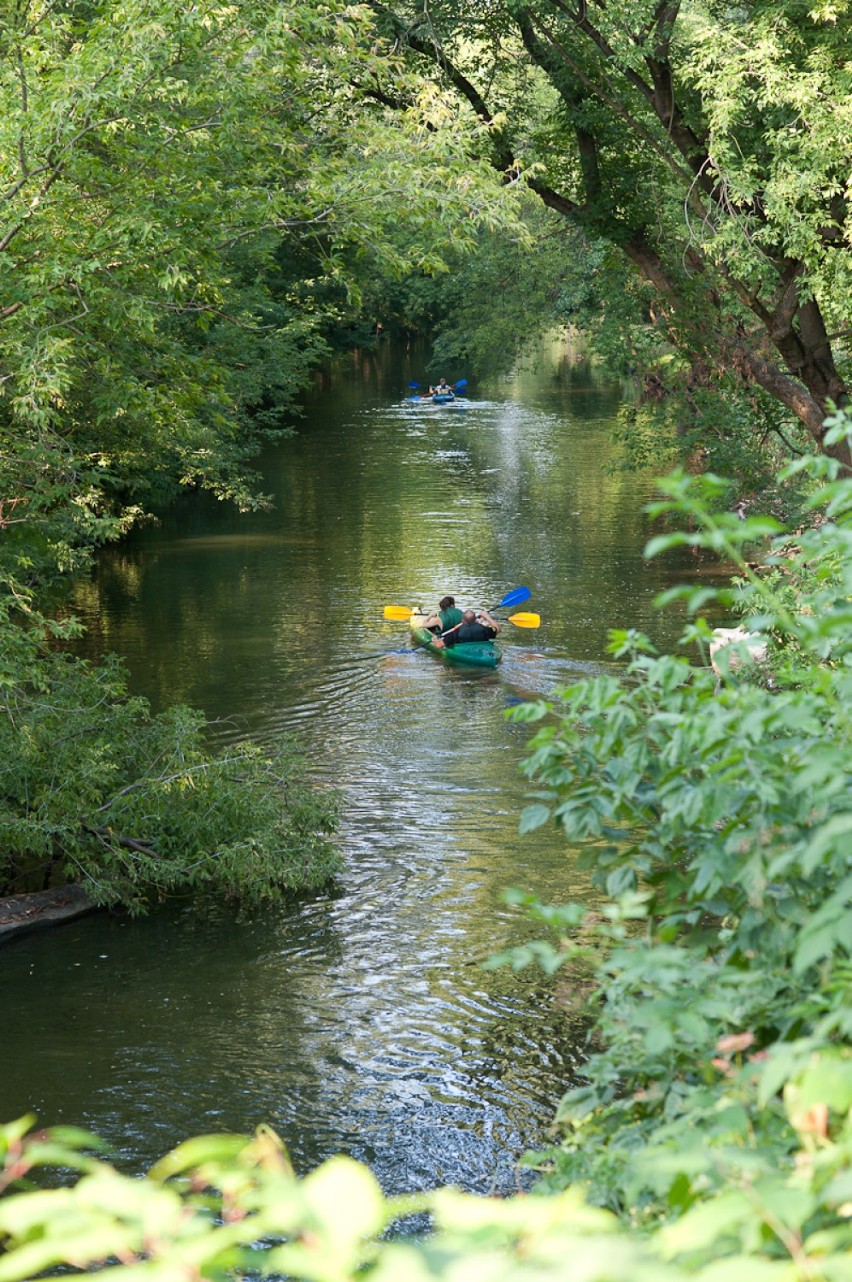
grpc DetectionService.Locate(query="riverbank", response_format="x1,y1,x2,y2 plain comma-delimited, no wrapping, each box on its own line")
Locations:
0,885,95,946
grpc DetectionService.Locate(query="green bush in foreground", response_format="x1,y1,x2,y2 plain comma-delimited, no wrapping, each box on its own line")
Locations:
0,650,340,909
0,1101,849,1281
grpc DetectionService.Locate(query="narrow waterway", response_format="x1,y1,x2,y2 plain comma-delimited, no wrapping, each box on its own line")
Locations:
1,343,709,1194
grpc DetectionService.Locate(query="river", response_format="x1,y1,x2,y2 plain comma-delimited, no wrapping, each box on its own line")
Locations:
0,341,708,1194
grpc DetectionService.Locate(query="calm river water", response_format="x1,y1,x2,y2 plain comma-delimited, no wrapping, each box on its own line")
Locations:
1,342,708,1194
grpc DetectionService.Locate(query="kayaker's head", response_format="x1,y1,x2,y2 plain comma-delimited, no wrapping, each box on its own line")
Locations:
439,595,455,610
462,609,476,624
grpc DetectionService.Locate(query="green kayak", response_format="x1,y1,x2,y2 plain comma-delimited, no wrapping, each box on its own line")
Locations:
409,623,502,669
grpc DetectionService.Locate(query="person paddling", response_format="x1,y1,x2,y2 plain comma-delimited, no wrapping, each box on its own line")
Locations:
423,595,463,635
437,608,501,648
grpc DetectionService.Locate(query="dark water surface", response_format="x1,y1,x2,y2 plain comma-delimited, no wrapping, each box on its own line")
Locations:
2,343,708,1193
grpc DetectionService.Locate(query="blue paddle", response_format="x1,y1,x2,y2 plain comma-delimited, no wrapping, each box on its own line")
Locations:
492,586,531,610
405,381,429,403
385,588,530,621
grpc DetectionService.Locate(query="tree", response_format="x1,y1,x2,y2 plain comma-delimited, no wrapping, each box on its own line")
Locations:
368,0,852,468
372,201,601,373
1,0,524,582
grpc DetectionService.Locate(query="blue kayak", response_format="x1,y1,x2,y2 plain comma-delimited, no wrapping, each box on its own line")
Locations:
405,391,457,404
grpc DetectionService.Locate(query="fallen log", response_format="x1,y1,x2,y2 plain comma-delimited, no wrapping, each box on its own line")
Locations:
0,884,96,946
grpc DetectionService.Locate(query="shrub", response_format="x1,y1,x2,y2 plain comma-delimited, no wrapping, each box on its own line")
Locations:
489,410,852,1255
0,649,340,909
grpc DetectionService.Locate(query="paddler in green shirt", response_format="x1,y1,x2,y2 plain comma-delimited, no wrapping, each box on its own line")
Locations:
424,595,463,635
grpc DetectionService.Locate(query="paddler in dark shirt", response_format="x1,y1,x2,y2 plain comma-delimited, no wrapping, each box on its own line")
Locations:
441,608,501,647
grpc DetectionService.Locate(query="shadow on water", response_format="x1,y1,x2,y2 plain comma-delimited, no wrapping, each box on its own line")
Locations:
1,338,725,1192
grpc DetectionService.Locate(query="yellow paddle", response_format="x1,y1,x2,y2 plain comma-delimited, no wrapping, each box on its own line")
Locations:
505,612,540,628
382,605,540,628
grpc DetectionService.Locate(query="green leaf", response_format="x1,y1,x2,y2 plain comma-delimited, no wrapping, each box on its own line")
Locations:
148,1133,251,1181
657,1191,753,1257
519,803,552,834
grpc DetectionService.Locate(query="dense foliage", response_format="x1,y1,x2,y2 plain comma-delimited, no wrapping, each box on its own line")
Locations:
0,0,521,573
0,649,340,907
490,410,852,1253
368,0,852,468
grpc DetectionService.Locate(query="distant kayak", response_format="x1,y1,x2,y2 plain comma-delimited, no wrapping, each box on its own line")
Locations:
404,379,468,405
405,391,457,405
409,613,501,669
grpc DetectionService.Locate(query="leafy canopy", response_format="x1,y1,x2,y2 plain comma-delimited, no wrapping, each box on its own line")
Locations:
371,0,852,462
1,0,524,573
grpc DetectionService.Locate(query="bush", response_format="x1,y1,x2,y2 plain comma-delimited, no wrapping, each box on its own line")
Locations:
488,410,852,1258
0,1105,850,1279
0,649,340,909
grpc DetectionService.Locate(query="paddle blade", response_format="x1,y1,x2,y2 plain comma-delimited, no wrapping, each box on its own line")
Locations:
507,612,540,628
408,381,420,389
454,379,468,389
496,586,532,610
383,605,414,621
